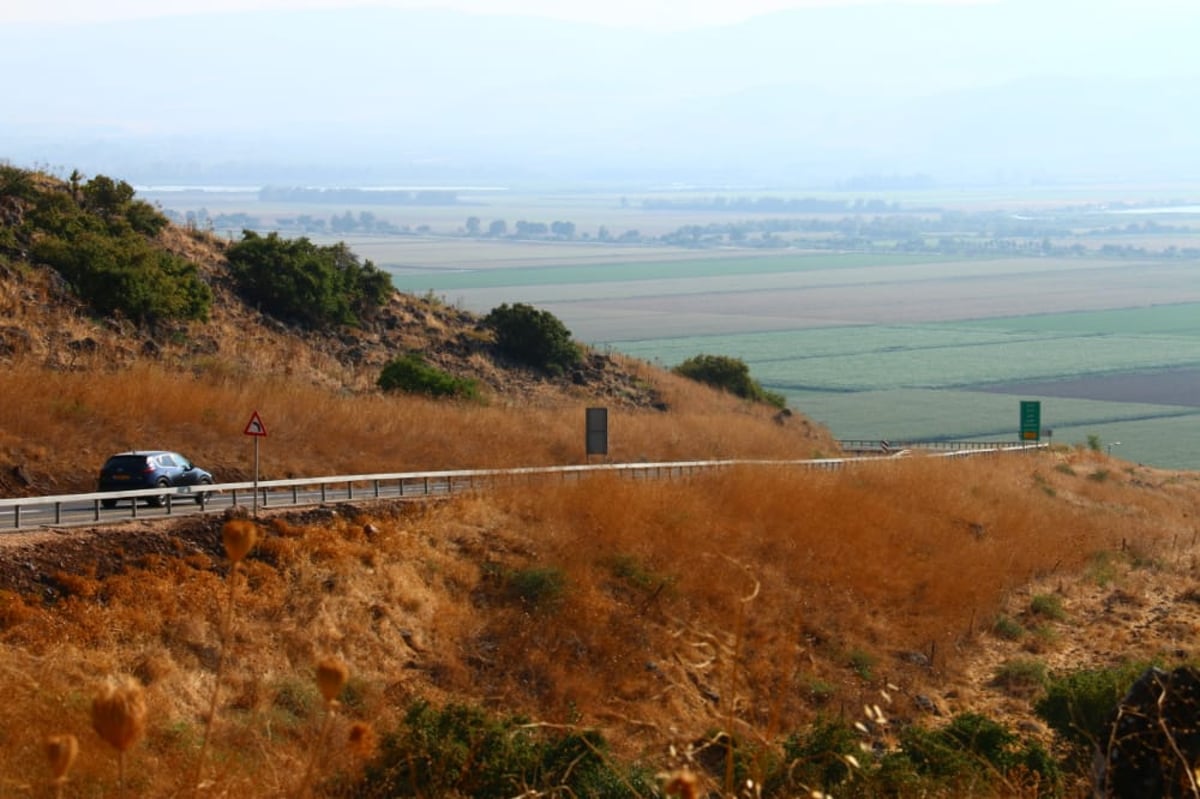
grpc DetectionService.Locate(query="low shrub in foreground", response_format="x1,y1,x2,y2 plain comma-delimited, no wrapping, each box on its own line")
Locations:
357,700,652,798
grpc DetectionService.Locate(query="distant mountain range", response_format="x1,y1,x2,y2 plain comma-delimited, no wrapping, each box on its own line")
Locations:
3,3,1197,188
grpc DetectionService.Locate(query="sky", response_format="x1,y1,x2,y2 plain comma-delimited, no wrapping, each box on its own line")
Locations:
2,0,995,29
2,0,1195,186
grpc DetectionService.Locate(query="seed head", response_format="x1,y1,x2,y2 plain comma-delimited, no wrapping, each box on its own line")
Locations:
662,769,698,799
348,721,377,759
315,657,349,704
222,520,258,563
44,734,79,781
91,676,147,753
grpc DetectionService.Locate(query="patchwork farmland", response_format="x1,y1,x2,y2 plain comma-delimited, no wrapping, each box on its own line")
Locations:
384,251,1200,470
144,186,1200,469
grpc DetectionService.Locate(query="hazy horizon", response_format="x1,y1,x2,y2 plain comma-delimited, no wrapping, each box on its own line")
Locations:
3,1,1198,191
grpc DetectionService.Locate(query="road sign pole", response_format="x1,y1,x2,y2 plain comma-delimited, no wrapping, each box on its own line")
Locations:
253,435,259,517
243,410,268,517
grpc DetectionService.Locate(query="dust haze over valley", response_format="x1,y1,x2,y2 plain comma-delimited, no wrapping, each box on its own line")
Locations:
8,0,1200,469
9,5,1200,797
2,0,1198,188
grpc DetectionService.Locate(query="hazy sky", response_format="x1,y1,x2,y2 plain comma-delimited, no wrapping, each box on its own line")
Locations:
3,0,996,29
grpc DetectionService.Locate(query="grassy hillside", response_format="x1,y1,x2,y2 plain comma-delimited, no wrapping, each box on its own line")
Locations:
0,165,835,495
2,449,1199,797
5,166,1200,797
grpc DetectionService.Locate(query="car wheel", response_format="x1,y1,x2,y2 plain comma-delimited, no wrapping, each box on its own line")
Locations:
195,477,213,506
101,498,117,509
147,478,170,508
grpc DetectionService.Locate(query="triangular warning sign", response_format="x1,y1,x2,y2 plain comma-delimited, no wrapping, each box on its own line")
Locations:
243,410,268,437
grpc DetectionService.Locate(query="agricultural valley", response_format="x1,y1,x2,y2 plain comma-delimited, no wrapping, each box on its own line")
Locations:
3,167,1200,797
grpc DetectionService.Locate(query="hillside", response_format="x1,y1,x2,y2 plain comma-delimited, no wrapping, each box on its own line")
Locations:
5,167,1200,798
2,452,1200,797
0,166,836,497
0,169,664,406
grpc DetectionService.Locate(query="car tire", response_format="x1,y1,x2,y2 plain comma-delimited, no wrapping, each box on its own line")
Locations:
148,478,170,508
101,498,117,509
195,477,213,506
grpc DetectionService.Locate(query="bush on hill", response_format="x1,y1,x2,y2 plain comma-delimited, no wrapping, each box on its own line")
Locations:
226,230,392,329
484,302,582,375
0,166,212,324
672,353,786,409
377,352,480,400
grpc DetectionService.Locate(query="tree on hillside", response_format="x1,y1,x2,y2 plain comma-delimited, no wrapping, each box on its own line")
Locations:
226,231,392,329
673,353,786,409
484,302,581,375
3,168,210,324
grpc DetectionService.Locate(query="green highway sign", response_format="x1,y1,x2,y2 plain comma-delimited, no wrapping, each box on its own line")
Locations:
1020,400,1041,442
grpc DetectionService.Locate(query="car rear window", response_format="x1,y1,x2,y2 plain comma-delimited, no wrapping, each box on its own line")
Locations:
104,455,150,471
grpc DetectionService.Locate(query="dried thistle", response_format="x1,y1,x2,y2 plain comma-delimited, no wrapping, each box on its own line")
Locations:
348,721,377,760
45,733,78,782
662,769,698,799
315,657,349,704
222,519,258,563
92,676,147,752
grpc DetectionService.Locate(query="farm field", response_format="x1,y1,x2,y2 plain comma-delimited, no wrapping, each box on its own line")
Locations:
387,249,1200,470
142,187,1200,469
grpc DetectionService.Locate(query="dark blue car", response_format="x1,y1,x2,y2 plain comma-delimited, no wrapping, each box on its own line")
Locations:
97,450,214,508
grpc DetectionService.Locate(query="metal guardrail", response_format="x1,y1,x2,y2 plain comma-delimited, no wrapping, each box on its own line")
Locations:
0,443,1044,532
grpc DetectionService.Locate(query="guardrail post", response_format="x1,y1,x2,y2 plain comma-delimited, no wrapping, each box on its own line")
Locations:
347,481,354,500
13,505,19,529
54,502,62,525
292,485,299,504
321,484,327,503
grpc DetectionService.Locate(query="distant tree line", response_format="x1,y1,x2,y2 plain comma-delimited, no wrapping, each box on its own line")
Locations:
641,196,903,213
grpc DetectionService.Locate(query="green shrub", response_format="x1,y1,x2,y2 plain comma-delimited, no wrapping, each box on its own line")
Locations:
359,700,652,798
1030,593,1067,621
484,302,582,375
507,567,567,608
378,352,479,400
1035,661,1156,750
992,658,1049,695
2,168,211,324
848,649,878,680
672,353,786,409
33,229,211,323
898,713,1060,790
227,231,392,329
991,614,1024,640
771,716,861,794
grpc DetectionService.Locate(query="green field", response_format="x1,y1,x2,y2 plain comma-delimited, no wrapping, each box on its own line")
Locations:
386,248,1200,470
145,188,1200,470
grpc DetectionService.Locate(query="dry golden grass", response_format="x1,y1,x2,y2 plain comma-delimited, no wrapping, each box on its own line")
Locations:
0,440,1196,795
0,359,835,495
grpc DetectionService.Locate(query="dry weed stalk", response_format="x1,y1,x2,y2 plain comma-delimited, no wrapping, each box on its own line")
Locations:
44,733,78,799
295,656,349,799
91,676,147,797
189,519,259,796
